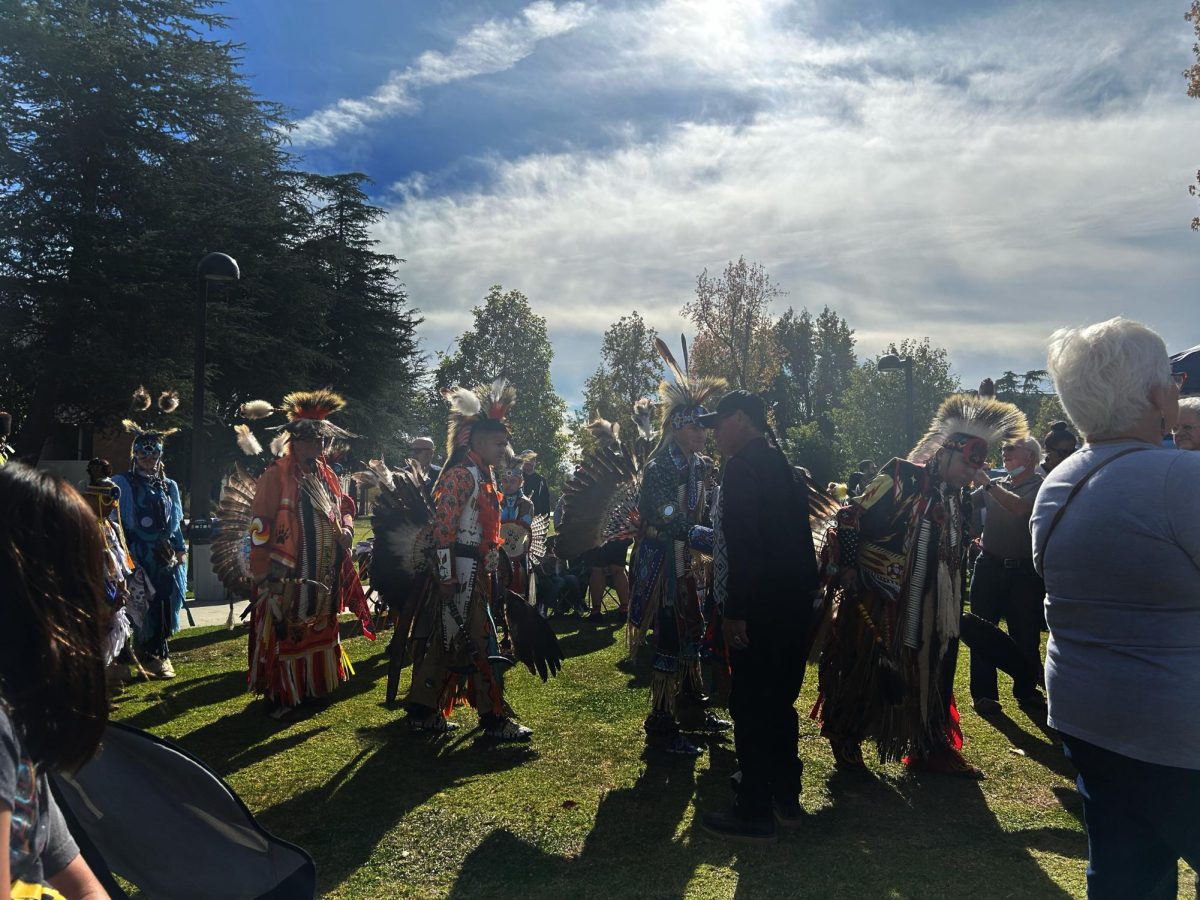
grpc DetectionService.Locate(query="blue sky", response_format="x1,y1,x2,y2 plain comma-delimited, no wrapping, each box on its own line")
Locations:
223,0,1200,406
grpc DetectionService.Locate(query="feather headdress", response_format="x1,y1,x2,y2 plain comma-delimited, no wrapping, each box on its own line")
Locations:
121,417,179,466
908,393,1029,467
441,377,516,457
239,388,357,439
649,337,724,459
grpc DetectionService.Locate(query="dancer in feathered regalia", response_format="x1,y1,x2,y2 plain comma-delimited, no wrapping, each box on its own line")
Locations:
815,393,1028,776
114,387,187,679
628,339,731,755
241,389,371,718
401,379,561,741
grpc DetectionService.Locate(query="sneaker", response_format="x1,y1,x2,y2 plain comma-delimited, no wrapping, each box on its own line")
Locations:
660,734,704,756
972,697,1003,716
772,799,805,829
484,719,533,742
142,656,176,679
700,810,777,844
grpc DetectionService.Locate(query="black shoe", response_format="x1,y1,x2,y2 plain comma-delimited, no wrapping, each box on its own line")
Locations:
1015,689,1046,711
681,712,733,735
972,697,1003,716
700,810,777,844
772,799,804,829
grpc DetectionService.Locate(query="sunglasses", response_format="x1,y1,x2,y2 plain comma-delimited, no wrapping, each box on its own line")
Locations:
1171,372,1188,388
134,444,163,457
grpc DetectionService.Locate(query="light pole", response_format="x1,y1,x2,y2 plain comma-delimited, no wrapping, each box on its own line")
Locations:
192,252,240,537
878,353,915,450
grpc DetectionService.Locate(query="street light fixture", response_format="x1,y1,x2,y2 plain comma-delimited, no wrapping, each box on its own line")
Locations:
878,353,915,450
191,252,240,540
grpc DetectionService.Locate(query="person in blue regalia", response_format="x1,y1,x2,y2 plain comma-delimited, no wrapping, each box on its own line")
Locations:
114,393,187,679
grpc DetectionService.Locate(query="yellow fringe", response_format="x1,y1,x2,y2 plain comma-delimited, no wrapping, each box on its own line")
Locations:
340,642,355,677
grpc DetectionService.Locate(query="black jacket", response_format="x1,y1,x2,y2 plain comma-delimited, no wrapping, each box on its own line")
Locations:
524,470,551,516
721,436,820,622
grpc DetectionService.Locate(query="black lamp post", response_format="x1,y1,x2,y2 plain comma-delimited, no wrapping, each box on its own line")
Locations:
191,252,240,539
878,353,915,450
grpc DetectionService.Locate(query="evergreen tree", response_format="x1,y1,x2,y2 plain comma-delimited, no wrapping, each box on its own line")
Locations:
0,0,301,460
292,173,422,457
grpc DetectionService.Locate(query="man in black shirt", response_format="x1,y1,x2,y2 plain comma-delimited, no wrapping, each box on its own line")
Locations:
696,391,820,843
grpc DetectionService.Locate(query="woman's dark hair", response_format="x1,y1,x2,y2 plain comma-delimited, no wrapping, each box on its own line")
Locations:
0,463,108,771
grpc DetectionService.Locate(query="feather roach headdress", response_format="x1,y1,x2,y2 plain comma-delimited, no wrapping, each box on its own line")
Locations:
236,388,356,443
650,336,725,458
908,393,1029,468
441,377,516,458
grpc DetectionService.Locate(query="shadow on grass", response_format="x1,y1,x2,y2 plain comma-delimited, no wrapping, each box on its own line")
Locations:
256,719,537,894
449,745,1081,900
448,753,707,899
170,624,240,653
984,711,1078,782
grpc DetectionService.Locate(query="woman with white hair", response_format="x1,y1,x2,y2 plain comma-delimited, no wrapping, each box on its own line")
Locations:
1172,395,1200,451
1030,317,1200,898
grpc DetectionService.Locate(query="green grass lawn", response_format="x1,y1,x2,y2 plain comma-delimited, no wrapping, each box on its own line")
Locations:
111,611,1195,898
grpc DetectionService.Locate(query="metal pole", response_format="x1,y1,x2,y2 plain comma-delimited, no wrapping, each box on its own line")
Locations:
904,359,915,449
190,278,208,525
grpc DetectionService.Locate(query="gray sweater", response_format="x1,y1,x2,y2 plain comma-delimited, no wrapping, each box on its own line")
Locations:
1031,440,1200,769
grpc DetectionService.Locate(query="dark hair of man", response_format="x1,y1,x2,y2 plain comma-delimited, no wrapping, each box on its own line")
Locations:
0,463,107,771
1044,420,1077,450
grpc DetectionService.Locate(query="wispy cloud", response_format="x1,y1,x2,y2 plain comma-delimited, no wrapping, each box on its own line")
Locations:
362,0,1198,400
293,1,593,148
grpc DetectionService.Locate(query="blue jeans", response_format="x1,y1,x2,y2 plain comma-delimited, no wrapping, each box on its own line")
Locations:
1062,733,1200,899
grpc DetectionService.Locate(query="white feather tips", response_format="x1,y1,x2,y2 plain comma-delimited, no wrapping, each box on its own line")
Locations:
240,400,276,420
234,424,262,457
441,386,482,417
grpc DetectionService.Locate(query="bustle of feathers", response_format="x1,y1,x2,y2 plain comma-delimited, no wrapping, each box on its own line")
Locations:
211,465,258,598
234,424,262,457
908,393,1029,465
239,400,277,420
279,388,346,421
157,390,179,413
631,398,656,440
269,432,289,458
130,386,151,412
587,418,620,447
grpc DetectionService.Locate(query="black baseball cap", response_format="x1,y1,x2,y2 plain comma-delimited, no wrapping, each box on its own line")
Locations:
697,390,768,429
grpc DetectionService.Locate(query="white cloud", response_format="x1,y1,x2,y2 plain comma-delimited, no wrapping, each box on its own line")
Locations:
293,1,593,148
367,0,1200,401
